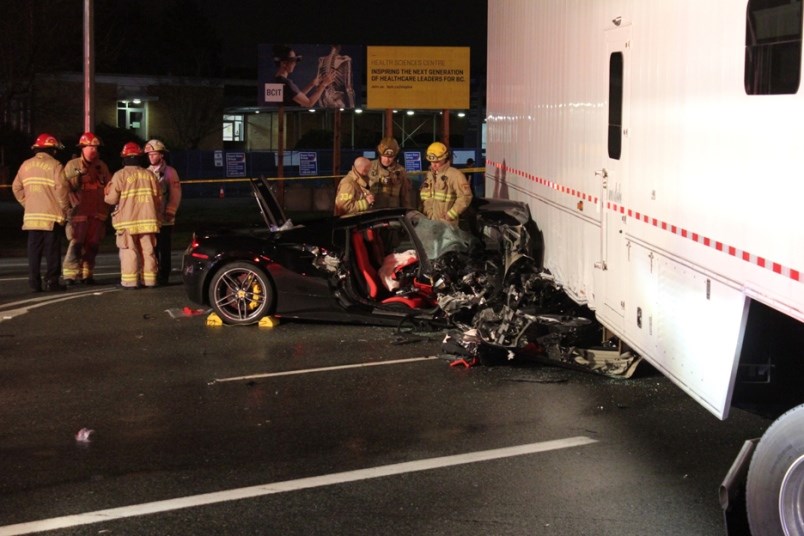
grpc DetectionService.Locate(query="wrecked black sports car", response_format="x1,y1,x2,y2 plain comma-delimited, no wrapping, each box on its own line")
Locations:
183,176,539,326
182,177,639,377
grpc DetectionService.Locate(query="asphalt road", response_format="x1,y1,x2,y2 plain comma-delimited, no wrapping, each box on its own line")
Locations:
0,254,769,535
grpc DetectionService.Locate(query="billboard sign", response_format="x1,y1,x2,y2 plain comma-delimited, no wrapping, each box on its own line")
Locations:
258,44,364,109
367,46,470,109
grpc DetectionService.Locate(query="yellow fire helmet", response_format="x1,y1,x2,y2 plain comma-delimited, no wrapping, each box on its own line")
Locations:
426,141,449,162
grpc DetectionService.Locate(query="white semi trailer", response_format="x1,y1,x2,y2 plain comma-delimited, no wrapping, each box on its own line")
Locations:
485,1,804,534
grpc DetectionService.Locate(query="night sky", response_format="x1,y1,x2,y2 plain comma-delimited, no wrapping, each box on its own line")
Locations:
197,0,488,75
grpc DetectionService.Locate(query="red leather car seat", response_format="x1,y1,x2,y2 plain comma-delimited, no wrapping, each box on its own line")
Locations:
351,229,431,308
352,230,381,299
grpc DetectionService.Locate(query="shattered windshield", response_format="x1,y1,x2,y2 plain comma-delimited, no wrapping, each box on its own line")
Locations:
408,212,480,260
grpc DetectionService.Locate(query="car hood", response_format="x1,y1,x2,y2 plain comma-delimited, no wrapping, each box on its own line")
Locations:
251,176,288,229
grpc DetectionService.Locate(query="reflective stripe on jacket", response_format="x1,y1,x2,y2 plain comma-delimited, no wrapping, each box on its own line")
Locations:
12,152,70,231
104,166,162,235
419,165,473,221
335,168,372,216
368,159,412,209
65,156,112,222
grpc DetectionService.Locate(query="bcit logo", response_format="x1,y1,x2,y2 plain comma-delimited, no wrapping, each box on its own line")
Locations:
264,84,284,103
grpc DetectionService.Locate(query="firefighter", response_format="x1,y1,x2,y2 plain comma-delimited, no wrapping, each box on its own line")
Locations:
334,157,375,216
62,132,112,285
368,137,413,209
419,141,473,223
12,133,71,292
144,139,181,286
103,142,162,289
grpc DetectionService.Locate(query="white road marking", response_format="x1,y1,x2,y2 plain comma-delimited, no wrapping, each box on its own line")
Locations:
0,436,598,535
0,289,119,323
212,356,438,383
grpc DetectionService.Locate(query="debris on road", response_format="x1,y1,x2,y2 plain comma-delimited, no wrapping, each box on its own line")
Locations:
165,306,210,319
75,428,94,443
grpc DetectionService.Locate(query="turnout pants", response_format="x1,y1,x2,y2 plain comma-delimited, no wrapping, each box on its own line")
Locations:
63,218,106,281
156,224,173,284
27,228,62,290
117,231,158,288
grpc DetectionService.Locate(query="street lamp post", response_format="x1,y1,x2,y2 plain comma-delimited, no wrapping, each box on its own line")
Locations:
83,0,95,131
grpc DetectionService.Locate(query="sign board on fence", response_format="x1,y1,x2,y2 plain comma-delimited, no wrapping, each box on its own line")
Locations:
226,152,247,177
299,152,318,176
214,150,223,167
404,152,422,173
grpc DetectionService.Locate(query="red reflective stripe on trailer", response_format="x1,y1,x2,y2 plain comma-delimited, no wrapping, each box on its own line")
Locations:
488,160,802,284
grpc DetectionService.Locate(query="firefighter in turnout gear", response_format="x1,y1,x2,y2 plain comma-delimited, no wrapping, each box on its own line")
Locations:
144,139,182,285
334,157,375,216
62,132,112,285
419,142,473,223
104,142,162,289
12,133,71,292
368,137,412,209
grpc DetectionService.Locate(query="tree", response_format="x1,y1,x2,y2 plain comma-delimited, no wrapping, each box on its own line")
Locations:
0,2,82,129
153,83,223,149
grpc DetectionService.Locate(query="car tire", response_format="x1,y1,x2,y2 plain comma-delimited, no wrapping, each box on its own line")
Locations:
208,261,275,325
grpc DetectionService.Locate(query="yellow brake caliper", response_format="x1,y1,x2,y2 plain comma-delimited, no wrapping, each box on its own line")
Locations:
247,281,262,310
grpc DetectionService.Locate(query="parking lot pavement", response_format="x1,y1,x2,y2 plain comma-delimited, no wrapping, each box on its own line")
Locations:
0,260,772,535
0,251,185,303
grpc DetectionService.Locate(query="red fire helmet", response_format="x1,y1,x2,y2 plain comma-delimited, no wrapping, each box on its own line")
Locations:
31,133,63,150
77,132,102,147
120,142,143,157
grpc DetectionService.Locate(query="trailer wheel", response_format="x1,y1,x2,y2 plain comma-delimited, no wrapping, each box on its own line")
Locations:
746,403,804,536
